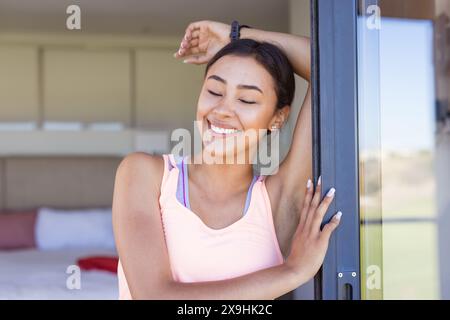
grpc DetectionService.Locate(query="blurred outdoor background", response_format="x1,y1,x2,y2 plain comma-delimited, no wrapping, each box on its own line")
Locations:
358,0,450,300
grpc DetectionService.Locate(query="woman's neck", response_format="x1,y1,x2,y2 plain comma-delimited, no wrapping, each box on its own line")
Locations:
187,153,255,199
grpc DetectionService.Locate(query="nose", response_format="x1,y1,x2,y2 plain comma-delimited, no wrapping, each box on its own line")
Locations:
213,101,235,119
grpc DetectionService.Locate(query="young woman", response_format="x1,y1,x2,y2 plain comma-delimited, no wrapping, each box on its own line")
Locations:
112,20,342,300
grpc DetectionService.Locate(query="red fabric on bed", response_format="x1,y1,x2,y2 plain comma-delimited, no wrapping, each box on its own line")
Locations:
77,256,119,273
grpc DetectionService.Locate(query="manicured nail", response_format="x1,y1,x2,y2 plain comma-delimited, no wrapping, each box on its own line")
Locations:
317,176,322,186
335,211,342,220
306,179,312,189
326,187,335,197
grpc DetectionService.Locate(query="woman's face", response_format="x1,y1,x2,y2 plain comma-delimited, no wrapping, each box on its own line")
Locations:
196,55,287,162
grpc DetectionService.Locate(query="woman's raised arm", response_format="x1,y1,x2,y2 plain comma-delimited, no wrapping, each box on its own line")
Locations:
240,28,310,82
240,28,313,224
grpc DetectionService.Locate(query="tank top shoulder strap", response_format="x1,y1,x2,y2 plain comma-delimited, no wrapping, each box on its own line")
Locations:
257,175,267,182
159,154,179,206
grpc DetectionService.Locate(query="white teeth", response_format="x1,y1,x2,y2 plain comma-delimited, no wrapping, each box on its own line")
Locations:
210,124,240,134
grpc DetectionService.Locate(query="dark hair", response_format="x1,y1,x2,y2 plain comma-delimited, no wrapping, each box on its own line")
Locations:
205,39,295,110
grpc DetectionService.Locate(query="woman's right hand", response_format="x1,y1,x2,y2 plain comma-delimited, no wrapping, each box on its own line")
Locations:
174,20,231,65
285,177,342,283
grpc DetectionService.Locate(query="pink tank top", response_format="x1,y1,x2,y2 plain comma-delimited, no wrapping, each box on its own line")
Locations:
117,154,284,299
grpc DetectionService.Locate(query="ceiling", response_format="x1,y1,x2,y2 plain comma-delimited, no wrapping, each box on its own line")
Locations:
0,0,290,36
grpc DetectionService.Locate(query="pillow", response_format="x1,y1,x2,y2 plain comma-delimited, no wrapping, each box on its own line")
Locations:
35,207,116,251
0,209,37,250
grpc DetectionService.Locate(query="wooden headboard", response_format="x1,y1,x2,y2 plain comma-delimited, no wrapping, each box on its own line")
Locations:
0,156,123,211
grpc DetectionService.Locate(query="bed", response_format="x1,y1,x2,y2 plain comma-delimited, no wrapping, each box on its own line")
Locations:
0,248,119,300
0,156,123,300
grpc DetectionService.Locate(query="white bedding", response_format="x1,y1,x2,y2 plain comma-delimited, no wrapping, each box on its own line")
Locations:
0,248,118,300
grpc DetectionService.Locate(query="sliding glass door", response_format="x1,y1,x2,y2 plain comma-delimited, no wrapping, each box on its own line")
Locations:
312,0,450,299
358,0,450,300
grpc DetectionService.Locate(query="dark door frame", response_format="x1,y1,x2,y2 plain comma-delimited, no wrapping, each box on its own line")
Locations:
310,0,363,300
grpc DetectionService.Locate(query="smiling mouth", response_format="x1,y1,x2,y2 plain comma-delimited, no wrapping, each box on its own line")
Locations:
207,120,242,135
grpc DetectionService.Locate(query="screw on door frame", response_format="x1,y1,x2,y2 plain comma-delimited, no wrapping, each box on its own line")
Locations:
337,271,358,300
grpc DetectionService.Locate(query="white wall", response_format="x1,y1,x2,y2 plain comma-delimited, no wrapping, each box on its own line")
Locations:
135,49,203,130
0,33,203,128
0,32,203,155
0,45,39,121
43,49,132,124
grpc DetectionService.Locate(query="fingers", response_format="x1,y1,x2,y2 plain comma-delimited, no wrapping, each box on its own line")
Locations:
320,211,342,241
304,176,322,228
190,30,201,39
174,22,202,59
175,21,214,62
189,38,199,48
311,187,336,231
174,38,201,58
298,178,314,230
310,176,322,210
175,29,204,59
185,21,203,39
297,175,342,243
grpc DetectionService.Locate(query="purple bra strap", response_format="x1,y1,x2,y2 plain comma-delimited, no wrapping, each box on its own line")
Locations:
181,157,187,207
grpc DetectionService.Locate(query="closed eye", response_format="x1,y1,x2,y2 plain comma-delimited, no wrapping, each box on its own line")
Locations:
208,90,222,97
208,90,255,104
239,99,256,104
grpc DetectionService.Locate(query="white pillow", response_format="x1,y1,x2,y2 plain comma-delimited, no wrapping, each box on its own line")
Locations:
35,207,115,251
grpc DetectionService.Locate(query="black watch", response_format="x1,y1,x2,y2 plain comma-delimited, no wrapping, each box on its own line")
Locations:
230,20,251,42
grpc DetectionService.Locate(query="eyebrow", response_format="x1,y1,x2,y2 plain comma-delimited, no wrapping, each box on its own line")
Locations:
207,75,263,94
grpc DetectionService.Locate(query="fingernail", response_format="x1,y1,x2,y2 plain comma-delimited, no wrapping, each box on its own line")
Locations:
183,59,189,63
335,211,342,220
184,34,188,40
178,48,182,55
326,187,335,197
306,179,312,189
317,176,322,186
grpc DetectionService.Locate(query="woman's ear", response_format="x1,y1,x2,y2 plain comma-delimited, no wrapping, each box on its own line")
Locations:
269,105,291,131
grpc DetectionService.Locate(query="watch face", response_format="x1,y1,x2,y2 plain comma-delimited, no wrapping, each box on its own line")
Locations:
230,21,240,41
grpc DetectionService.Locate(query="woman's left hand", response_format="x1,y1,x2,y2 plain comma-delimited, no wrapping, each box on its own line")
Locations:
174,20,231,65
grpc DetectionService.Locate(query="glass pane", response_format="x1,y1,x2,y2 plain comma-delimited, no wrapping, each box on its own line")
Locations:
358,0,450,299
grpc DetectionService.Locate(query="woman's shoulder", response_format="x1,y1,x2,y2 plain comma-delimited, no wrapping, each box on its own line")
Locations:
116,152,166,190
118,152,164,173
119,152,164,170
